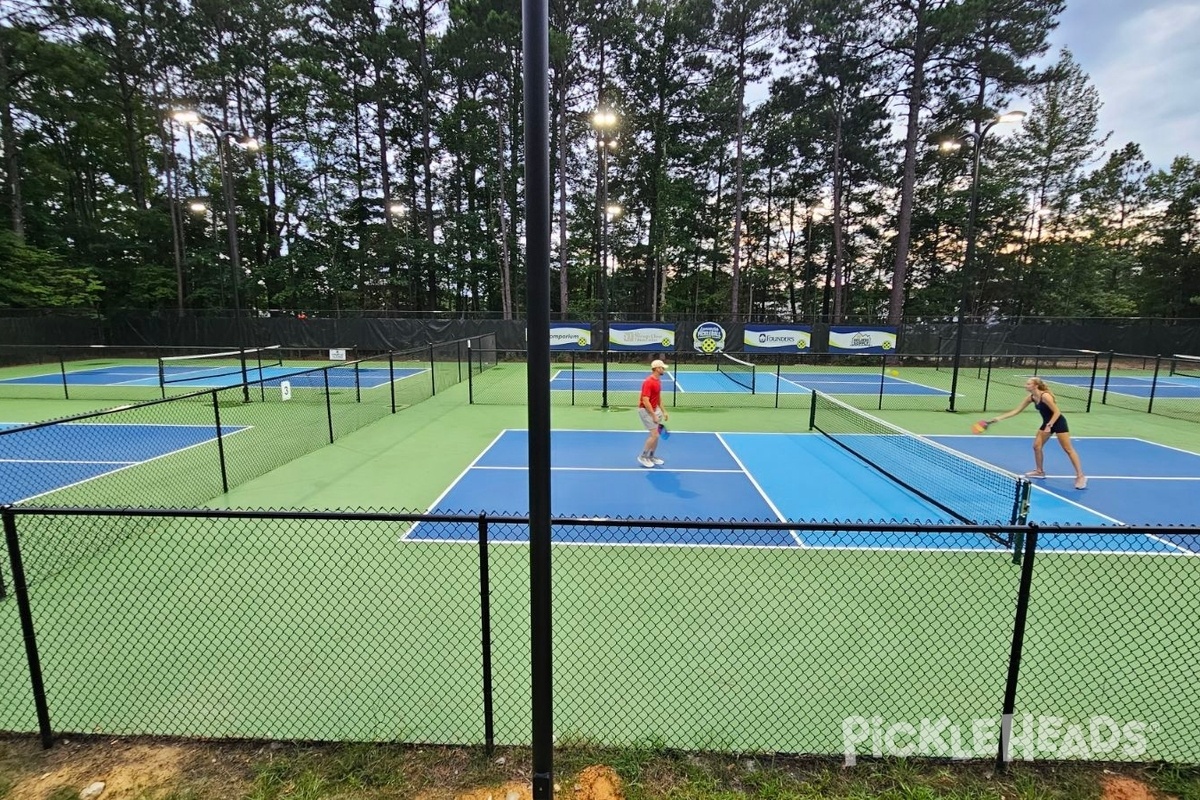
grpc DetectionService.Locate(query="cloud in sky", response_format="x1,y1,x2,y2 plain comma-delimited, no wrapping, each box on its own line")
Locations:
1048,1,1200,169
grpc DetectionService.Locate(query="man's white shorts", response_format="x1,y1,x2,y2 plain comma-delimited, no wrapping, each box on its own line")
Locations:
638,408,664,431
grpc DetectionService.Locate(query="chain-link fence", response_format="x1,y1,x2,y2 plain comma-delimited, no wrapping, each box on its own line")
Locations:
0,336,496,404
465,350,1051,414
0,336,496,509
3,508,1197,764
461,344,1200,424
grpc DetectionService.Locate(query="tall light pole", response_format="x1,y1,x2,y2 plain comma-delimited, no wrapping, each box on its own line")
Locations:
593,108,618,408
171,110,259,323
944,110,1026,412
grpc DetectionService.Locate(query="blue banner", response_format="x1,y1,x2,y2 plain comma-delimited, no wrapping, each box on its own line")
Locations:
828,326,897,354
609,323,676,352
744,324,812,353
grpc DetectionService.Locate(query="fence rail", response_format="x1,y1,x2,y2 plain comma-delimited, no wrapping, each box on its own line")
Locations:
2,506,1197,766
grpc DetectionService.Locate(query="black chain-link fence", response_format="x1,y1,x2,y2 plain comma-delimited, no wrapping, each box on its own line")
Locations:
0,336,495,509
465,350,1064,414
462,344,1200,424
3,508,1197,764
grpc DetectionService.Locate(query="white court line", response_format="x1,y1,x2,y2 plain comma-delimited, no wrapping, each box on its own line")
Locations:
14,426,253,505
713,431,801,546
402,428,508,542
1,458,135,465
471,464,744,473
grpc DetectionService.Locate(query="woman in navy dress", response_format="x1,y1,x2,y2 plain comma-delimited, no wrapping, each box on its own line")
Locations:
989,377,1087,489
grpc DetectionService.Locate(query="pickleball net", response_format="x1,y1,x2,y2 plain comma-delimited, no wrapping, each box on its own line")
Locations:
810,391,1030,544
158,345,284,389
716,352,756,393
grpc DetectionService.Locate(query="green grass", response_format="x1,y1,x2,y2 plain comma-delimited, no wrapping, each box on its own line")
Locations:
1,737,1197,799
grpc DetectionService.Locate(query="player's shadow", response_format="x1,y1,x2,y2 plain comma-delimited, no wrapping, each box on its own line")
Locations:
645,469,699,499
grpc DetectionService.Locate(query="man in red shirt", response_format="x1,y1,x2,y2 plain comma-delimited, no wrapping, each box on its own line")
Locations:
637,359,670,467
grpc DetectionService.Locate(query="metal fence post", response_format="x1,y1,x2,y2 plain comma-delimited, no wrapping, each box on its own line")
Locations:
478,513,495,755
996,524,1039,772
3,507,54,748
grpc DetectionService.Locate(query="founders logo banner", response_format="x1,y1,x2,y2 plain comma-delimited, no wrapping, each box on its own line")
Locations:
829,326,897,354
692,321,727,354
744,324,812,353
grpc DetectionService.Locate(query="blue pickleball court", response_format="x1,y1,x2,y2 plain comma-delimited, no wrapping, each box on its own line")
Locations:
0,364,425,391
1047,373,1200,400
406,429,1200,555
0,421,247,504
550,369,949,396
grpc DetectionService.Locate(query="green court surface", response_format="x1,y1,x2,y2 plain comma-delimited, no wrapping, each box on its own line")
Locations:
1,365,1198,760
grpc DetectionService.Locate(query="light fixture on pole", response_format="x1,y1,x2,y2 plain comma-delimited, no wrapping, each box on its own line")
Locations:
171,110,258,324
592,108,619,408
943,110,1026,412
173,109,258,402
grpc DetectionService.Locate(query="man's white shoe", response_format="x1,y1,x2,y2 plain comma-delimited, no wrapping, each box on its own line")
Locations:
637,456,654,468
650,457,665,466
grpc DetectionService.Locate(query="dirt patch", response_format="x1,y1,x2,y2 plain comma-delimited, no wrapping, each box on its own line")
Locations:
420,765,622,800
450,782,535,800
8,741,190,800
1102,775,1159,800
568,765,624,800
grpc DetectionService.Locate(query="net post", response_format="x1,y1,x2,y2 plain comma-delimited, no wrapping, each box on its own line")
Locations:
1148,354,1162,414
983,356,992,412
58,350,69,400
429,343,437,396
467,340,475,404
257,347,266,402
355,361,362,403
239,346,250,404
570,352,576,406
996,523,1039,773
1102,351,1114,405
774,358,781,409
808,387,818,430
1086,351,1099,412
389,352,397,413
323,369,334,444
671,351,678,407
877,356,886,411
212,390,229,494
158,357,167,400
3,506,54,749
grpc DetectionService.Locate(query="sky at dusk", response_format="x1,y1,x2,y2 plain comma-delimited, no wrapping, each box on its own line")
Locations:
1043,0,1200,170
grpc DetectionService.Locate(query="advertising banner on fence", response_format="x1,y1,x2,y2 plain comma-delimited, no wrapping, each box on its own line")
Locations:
548,322,592,350
743,324,812,353
609,322,676,352
828,326,897,354
692,321,728,353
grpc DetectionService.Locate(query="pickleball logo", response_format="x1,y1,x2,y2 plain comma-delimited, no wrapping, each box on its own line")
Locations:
693,322,726,353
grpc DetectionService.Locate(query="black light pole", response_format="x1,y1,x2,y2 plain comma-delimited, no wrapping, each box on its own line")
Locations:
945,110,1026,412
171,111,258,325
521,0,554,794
593,110,617,408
